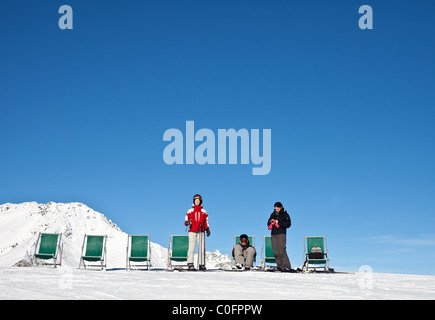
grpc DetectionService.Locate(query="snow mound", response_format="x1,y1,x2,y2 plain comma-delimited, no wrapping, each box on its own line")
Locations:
0,202,231,269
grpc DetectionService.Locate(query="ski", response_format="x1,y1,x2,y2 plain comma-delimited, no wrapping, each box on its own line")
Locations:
262,267,303,273
220,267,269,272
221,269,251,272
172,267,197,272
170,267,221,272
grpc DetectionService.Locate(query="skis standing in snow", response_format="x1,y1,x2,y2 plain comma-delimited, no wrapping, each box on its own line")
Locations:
185,194,211,271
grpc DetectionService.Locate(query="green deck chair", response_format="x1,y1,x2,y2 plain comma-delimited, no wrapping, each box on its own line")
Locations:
303,236,330,271
79,234,107,270
126,235,151,270
260,235,276,269
168,235,189,270
232,235,256,267
33,232,63,268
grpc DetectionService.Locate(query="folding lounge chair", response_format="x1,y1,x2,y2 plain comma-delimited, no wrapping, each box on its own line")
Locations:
79,234,107,270
303,236,330,272
232,235,256,267
126,234,151,270
260,235,276,269
33,232,63,268
168,235,189,270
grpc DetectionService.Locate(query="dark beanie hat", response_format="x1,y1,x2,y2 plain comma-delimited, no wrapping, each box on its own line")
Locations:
240,234,248,241
274,202,283,208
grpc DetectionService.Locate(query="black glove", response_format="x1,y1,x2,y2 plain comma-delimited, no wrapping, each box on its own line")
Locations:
206,228,211,237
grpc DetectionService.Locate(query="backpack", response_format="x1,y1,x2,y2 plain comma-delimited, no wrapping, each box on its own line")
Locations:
309,246,323,259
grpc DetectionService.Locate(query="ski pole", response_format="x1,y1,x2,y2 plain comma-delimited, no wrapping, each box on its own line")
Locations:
198,222,202,269
197,222,206,268
204,227,206,267
200,222,206,268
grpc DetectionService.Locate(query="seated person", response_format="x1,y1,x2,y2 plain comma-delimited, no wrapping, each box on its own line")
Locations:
232,234,256,270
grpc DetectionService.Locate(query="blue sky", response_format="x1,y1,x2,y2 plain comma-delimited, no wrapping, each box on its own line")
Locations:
1,0,434,275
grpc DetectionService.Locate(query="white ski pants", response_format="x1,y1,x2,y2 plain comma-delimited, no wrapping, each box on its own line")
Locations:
187,232,206,265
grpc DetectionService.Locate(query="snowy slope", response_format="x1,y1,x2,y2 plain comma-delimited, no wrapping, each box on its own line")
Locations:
1,202,435,300
1,267,435,300
0,202,231,269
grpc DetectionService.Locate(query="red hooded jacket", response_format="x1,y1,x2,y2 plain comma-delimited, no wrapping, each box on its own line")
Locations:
185,205,209,232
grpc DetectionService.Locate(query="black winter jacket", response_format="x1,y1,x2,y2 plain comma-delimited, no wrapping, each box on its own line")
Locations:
267,210,291,235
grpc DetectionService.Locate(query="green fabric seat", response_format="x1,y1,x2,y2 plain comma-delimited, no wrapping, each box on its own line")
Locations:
260,236,276,268
79,235,107,270
307,259,327,264
82,235,105,261
82,256,102,262
35,253,54,259
129,257,148,262
35,233,58,259
303,236,330,271
127,235,151,270
33,233,62,268
168,235,189,269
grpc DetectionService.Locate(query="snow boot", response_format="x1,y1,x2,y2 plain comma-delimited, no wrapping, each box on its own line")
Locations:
187,263,196,271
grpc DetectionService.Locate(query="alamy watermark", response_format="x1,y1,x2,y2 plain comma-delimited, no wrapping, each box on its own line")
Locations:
163,121,271,175
58,266,74,290
359,5,373,30
58,5,73,30
357,265,374,290
58,4,373,31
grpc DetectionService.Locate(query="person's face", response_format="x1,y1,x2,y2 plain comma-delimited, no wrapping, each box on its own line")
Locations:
194,199,201,206
275,206,282,213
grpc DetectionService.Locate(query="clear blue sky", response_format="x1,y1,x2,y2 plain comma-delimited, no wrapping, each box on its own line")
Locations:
1,0,434,275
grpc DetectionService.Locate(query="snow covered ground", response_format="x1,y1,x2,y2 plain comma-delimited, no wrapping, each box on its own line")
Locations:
1,267,435,300
0,202,231,269
1,202,435,300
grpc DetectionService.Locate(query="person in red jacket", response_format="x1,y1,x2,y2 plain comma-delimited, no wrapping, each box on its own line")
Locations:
184,194,211,270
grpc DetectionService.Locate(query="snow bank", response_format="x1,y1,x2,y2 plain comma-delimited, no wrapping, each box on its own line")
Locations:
1,267,435,300
0,202,231,269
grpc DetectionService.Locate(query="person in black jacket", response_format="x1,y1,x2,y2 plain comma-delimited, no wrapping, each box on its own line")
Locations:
267,202,292,271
